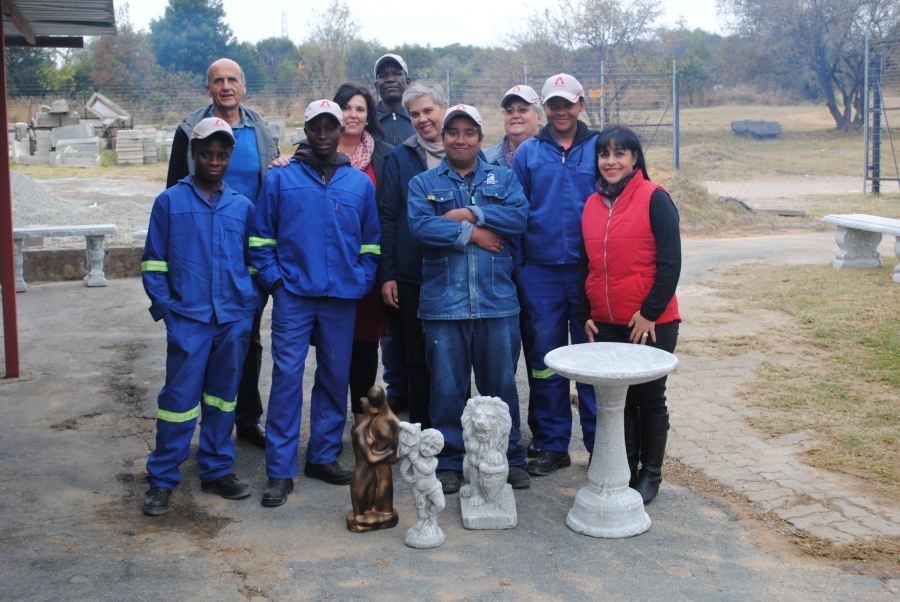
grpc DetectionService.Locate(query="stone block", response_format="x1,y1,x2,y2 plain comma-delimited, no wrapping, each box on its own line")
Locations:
461,484,517,529
50,124,95,148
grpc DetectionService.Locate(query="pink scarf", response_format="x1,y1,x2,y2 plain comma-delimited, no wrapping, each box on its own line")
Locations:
347,132,375,170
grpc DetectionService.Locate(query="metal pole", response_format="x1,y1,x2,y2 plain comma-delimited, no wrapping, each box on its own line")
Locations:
446,70,451,105
0,17,21,378
873,53,882,195
673,60,680,171
863,32,869,193
524,62,528,86
600,60,605,129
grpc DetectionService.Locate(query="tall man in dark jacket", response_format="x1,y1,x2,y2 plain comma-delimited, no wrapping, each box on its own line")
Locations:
166,58,280,448
374,54,415,145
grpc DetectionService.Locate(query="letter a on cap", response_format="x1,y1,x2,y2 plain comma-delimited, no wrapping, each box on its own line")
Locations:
555,76,565,88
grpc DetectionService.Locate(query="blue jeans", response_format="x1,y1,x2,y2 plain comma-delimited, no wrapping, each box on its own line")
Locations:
423,316,526,471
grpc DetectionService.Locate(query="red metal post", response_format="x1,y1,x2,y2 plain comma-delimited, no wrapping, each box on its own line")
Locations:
0,16,21,378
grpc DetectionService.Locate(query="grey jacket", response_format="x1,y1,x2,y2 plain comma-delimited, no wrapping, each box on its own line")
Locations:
166,104,280,189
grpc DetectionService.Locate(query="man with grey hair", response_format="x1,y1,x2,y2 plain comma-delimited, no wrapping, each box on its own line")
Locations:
484,85,542,168
380,80,448,437
166,57,280,449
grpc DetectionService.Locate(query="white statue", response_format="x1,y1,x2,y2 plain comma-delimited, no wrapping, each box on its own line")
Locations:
398,422,446,548
459,396,517,529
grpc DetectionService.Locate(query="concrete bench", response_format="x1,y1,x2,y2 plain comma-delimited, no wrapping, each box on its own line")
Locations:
821,214,900,283
13,224,117,292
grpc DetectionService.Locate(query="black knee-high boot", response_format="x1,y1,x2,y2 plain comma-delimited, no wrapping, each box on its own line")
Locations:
634,412,669,504
624,403,640,487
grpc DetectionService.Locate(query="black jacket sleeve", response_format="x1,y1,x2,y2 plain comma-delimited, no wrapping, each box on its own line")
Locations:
641,189,681,322
166,128,190,189
378,152,401,284
576,238,592,327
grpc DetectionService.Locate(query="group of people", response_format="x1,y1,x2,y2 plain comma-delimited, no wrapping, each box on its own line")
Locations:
140,53,682,517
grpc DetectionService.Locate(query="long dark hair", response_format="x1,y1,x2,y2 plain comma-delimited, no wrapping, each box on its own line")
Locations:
333,82,384,139
595,125,650,181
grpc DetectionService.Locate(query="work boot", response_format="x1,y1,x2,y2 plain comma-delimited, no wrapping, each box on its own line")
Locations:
624,403,641,487
201,474,251,500
261,478,293,507
633,413,669,504
304,460,352,485
526,451,571,476
506,465,531,489
436,470,462,494
235,422,266,448
142,487,172,516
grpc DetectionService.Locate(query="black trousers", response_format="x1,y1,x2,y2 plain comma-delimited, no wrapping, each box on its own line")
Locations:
592,320,679,417
349,340,379,414
385,281,431,428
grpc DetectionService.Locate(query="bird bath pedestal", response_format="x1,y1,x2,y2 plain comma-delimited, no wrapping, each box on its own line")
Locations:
544,342,678,538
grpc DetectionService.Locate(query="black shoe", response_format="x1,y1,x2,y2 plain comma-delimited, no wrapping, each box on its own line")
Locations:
507,465,530,489
142,487,172,516
235,422,266,448
304,461,351,485
527,451,572,476
526,439,543,458
261,478,293,507
634,412,669,505
436,470,461,494
201,474,251,500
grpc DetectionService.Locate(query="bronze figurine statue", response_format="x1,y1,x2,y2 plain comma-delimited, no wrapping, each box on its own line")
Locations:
346,385,401,532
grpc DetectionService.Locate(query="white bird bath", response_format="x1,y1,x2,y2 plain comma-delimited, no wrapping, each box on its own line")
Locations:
544,342,678,538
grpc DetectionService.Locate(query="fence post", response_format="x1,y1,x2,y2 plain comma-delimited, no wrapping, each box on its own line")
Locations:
446,70,451,105
863,32,869,193
600,60,605,129
872,53,882,195
673,60,680,172
524,62,528,87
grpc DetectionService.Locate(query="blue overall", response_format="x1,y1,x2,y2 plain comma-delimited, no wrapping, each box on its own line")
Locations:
512,123,599,453
250,156,380,477
141,178,257,488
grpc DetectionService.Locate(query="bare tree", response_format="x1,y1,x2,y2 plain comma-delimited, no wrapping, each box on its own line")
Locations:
720,0,900,130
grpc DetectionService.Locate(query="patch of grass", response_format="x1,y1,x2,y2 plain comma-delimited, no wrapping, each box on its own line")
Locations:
708,263,900,496
800,193,900,221
12,161,167,181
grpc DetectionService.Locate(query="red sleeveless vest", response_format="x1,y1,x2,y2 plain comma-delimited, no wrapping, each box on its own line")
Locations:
582,172,680,326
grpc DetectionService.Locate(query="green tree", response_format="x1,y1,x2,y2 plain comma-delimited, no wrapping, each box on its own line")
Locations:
720,0,900,130
150,0,233,77
89,7,161,101
5,48,57,96
256,37,299,84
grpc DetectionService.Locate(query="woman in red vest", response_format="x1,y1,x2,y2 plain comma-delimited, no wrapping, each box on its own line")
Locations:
578,125,681,504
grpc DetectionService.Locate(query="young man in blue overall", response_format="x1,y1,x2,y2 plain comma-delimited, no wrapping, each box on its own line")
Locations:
141,117,257,516
250,100,381,507
512,74,599,477
407,104,531,494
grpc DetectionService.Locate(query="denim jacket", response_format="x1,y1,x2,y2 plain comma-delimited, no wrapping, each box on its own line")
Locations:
407,158,529,320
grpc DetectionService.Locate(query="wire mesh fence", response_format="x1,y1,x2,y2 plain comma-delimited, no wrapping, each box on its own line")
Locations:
6,61,679,166
865,34,900,193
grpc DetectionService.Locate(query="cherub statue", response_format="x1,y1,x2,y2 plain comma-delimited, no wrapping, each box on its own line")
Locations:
398,422,446,548
459,396,517,529
346,385,400,533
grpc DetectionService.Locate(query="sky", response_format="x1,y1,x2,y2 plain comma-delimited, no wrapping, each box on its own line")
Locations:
124,0,726,49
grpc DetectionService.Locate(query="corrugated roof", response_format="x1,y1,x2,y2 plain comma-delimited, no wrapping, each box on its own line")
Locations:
3,0,116,39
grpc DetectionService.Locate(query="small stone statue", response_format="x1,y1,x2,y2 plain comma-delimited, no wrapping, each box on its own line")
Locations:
460,396,517,529
346,385,400,533
398,422,446,548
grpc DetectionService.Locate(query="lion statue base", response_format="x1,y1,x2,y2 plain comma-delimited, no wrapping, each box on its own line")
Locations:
459,396,517,530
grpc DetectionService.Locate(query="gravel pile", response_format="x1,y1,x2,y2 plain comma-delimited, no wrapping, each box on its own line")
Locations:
11,171,153,248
